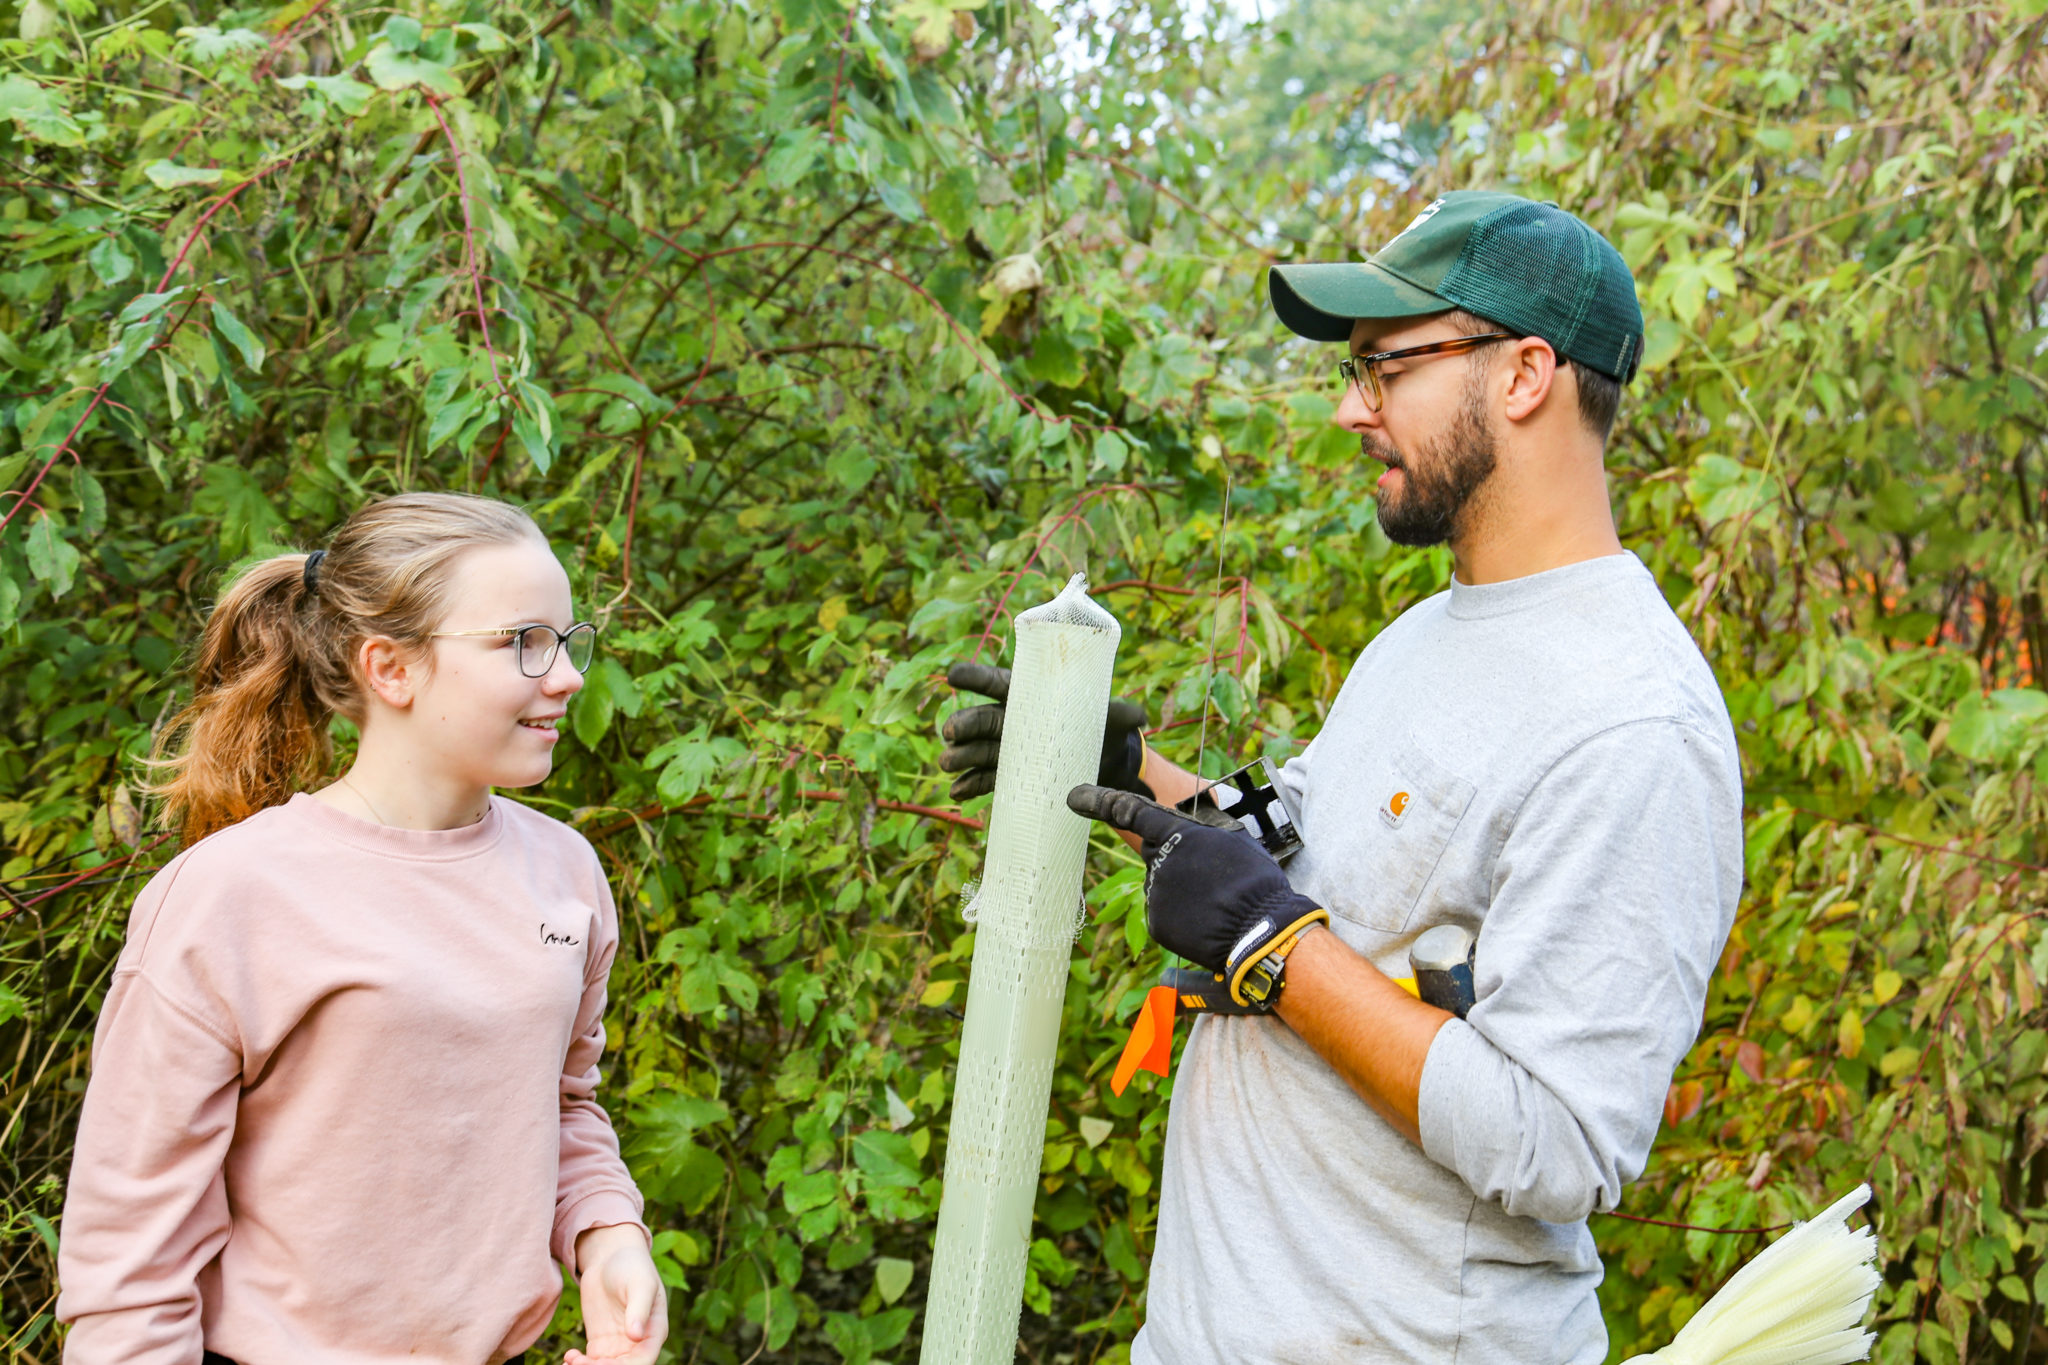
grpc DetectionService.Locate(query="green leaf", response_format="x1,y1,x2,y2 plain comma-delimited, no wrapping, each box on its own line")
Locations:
873,1257,913,1305
1685,455,1779,528
512,409,552,473
649,727,746,802
872,176,922,222
71,466,105,536
0,980,26,1025
381,15,423,51
23,516,80,598
927,165,979,239
0,74,60,124
88,237,134,285
144,160,224,190
826,445,877,492
193,463,284,557
276,73,376,117
118,289,181,325
456,22,510,51
426,392,482,453
1118,333,1214,407
209,303,265,372
1947,689,2048,764
364,45,461,96
782,1169,839,1213
765,128,823,189
851,1129,921,1188
1091,430,1128,475
624,1093,730,1212
1023,329,1085,388
177,25,266,64
1743,804,1796,884
1,70,82,143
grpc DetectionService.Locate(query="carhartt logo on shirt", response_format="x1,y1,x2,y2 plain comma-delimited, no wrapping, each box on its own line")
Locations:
539,923,583,947
1379,791,1411,828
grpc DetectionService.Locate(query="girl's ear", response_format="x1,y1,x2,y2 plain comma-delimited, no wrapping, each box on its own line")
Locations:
358,635,419,710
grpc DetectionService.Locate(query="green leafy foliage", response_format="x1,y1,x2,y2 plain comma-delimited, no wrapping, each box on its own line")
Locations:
1,0,2044,1362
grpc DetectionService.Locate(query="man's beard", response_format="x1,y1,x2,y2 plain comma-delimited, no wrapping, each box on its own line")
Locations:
1367,373,1499,547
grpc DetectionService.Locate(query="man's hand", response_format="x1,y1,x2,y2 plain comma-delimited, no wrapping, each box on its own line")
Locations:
1067,784,1328,1003
566,1223,666,1365
938,661,1151,800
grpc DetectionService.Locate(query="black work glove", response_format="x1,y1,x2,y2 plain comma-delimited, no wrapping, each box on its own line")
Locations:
937,661,1151,801
1067,784,1329,1006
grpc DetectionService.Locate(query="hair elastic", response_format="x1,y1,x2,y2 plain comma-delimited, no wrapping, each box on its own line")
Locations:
302,549,326,595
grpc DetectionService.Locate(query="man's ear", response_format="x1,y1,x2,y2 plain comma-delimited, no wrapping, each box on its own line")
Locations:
358,635,418,709
1501,337,1559,423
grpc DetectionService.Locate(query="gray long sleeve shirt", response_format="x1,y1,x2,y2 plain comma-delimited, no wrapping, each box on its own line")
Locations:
1130,552,1743,1365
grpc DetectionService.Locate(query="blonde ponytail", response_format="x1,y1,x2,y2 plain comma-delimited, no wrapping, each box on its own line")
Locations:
149,492,542,844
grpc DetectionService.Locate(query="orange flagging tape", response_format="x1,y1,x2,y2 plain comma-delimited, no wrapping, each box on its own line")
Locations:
1111,985,1179,1095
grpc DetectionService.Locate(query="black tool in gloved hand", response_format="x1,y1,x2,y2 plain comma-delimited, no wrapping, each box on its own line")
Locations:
938,661,1151,801
1067,784,1330,1010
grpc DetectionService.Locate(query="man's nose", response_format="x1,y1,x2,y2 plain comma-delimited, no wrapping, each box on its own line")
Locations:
1335,381,1382,435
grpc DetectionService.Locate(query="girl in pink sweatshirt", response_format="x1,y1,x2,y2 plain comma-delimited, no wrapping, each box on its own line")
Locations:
56,493,663,1365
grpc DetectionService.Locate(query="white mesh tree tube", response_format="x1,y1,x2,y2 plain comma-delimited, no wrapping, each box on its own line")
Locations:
920,574,1121,1363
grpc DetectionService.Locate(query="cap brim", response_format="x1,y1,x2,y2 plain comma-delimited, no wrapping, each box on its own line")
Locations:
1269,262,1450,342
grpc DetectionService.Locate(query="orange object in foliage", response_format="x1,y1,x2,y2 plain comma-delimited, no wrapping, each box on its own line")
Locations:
1111,985,1179,1095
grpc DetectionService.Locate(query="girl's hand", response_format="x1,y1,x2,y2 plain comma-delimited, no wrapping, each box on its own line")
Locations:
566,1223,667,1365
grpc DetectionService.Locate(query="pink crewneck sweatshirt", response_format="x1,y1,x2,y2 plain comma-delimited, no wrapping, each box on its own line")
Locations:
56,793,647,1365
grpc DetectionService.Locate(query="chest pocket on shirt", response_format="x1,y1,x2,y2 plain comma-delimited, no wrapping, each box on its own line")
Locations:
1332,738,1476,934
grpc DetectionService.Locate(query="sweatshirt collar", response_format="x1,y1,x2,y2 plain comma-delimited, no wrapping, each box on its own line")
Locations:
1444,550,1645,620
284,791,508,861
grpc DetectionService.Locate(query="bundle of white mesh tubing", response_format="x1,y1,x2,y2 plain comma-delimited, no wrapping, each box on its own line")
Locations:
1622,1185,1881,1365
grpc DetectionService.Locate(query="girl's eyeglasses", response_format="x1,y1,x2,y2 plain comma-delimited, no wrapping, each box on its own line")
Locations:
430,622,599,678
1336,332,1515,411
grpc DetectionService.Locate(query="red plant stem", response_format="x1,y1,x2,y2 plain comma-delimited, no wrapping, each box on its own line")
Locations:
615,433,649,603
827,0,859,141
0,833,176,920
423,93,507,397
476,419,512,482
252,0,333,80
0,158,292,541
963,484,1142,662
518,277,642,378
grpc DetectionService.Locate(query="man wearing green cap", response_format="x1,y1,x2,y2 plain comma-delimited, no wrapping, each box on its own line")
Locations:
939,191,1743,1362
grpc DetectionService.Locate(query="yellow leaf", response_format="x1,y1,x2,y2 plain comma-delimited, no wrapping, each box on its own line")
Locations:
1879,1046,1919,1078
919,978,956,1006
1781,994,1813,1033
1836,1010,1865,1058
1872,969,1902,1005
817,596,849,633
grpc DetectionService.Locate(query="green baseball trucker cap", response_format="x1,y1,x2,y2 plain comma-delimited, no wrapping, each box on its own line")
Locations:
1269,191,1645,384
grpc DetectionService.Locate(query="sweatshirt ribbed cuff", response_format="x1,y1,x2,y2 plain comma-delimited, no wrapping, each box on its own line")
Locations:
553,1189,650,1271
